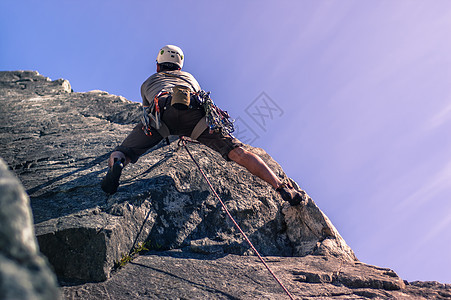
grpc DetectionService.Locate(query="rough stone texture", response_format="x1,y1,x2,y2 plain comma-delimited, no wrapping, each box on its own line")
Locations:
61,250,451,300
0,71,355,283
0,71,147,282
0,157,60,300
1,71,449,298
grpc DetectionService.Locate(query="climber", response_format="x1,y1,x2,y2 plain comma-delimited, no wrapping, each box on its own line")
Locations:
101,45,304,206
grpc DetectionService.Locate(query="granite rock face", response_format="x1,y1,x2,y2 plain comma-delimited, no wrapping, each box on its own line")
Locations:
0,71,355,283
62,250,451,300
0,157,60,300
1,71,448,299
0,71,146,282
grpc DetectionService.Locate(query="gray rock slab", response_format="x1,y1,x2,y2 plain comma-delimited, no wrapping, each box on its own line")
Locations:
61,250,450,299
2,70,449,298
0,157,60,300
0,70,356,282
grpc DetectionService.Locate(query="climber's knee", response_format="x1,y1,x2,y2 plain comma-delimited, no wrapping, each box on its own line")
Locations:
228,147,248,164
108,151,129,168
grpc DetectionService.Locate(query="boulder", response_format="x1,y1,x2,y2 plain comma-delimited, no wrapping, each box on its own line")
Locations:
0,157,60,300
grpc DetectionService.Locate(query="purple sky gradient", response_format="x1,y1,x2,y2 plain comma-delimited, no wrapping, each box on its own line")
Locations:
1,1,450,283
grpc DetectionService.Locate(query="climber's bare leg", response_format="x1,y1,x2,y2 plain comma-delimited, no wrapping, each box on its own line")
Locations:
228,147,282,189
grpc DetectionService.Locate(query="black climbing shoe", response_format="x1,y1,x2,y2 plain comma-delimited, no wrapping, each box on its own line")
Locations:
101,160,124,194
276,183,305,206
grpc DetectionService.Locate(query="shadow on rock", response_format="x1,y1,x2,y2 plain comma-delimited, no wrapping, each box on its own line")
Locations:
29,153,111,223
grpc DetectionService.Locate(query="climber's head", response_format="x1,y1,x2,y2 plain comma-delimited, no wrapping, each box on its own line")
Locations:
156,45,184,72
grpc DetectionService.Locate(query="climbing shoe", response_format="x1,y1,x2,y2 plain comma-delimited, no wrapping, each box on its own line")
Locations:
276,183,305,206
101,160,124,194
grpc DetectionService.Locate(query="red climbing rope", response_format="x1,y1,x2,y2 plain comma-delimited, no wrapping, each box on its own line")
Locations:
178,136,294,300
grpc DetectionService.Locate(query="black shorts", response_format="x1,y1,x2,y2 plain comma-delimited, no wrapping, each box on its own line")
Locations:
115,98,242,163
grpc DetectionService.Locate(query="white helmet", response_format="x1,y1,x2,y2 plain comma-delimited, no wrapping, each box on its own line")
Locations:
156,45,184,68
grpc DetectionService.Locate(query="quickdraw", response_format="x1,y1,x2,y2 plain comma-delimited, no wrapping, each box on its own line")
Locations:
196,90,235,136
141,106,152,136
141,91,169,136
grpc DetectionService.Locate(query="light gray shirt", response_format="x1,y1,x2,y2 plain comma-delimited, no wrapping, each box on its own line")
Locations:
141,70,201,107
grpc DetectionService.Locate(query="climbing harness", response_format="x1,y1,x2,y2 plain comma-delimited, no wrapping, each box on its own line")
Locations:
142,89,234,139
161,71,235,136
141,72,235,139
178,136,294,300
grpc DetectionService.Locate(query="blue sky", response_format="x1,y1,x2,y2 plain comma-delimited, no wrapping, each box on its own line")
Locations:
1,1,450,283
